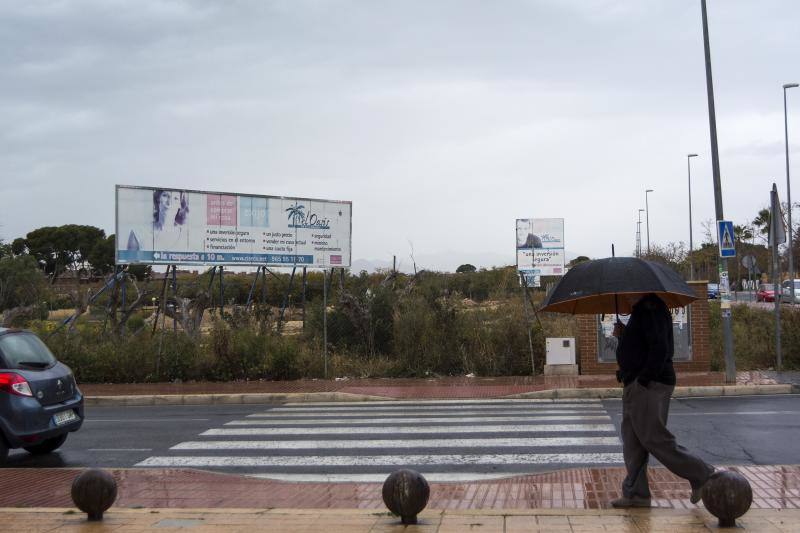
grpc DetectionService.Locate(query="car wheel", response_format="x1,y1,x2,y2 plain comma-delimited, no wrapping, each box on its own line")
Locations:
23,434,68,455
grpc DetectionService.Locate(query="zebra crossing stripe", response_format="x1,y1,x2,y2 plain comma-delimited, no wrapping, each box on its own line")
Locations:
225,415,611,426
201,423,617,436
249,408,605,417
136,452,624,467
247,473,520,483
171,436,621,450
270,402,602,412
281,399,603,407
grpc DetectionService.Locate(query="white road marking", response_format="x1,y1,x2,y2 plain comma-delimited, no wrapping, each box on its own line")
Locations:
668,410,800,416
250,408,605,417
171,437,621,450
85,419,210,422
281,399,602,407
136,452,624,467
246,473,526,482
225,415,611,426
89,448,153,452
201,424,617,436
271,402,602,412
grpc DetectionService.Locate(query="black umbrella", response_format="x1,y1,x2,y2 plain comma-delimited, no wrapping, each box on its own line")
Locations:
539,257,698,315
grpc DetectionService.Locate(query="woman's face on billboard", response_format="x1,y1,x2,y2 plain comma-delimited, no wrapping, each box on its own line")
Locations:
158,191,180,222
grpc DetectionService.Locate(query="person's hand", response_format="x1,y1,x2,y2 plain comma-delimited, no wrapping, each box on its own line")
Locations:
612,322,625,338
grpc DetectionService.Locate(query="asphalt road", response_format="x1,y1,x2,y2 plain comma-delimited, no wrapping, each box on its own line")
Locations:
3,394,798,481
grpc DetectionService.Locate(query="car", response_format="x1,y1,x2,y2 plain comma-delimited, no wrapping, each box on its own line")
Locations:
780,279,800,304
707,283,720,299
756,283,776,302
0,327,84,463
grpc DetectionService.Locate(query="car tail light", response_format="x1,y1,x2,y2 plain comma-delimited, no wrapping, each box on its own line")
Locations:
0,373,33,397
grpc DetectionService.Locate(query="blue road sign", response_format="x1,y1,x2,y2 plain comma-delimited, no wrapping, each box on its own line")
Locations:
718,220,736,258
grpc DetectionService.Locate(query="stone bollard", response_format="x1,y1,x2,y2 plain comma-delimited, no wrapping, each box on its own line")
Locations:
701,470,753,528
382,469,430,525
71,469,118,521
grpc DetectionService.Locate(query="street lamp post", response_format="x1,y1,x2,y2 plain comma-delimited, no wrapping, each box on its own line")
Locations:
687,154,699,279
700,0,735,382
784,83,798,304
645,189,654,254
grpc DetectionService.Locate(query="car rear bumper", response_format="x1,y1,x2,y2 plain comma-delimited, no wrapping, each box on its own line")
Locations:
0,393,83,449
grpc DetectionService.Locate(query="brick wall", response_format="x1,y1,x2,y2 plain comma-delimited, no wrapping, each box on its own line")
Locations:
576,281,711,375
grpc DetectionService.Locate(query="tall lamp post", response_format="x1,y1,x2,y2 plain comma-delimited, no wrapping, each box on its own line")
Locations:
700,0,734,382
687,154,699,279
784,83,798,304
645,189,654,254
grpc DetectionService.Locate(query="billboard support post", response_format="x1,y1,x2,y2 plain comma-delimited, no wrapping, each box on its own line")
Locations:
279,266,297,328
121,268,127,310
323,269,328,379
219,266,224,316
246,267,260,309
519,272,536,378
153,267,171,335
301,267,307,329
172,266,178,333
260,267,267,306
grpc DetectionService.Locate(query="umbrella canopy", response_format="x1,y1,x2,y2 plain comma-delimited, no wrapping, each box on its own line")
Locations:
539,257,698,315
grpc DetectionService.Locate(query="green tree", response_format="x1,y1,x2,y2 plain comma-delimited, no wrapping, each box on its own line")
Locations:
568,256,590,268
456,264,477,273
18,225,106,279
87,234,116,275
752,208,770,243
0,254,46,311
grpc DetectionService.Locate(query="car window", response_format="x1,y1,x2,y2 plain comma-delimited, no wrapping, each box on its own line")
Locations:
0,333,57,369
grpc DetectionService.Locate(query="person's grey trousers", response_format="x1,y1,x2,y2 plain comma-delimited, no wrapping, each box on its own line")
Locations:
621,380,715,499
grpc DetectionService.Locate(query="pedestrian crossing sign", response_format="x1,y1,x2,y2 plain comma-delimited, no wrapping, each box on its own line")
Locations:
717,220,735,258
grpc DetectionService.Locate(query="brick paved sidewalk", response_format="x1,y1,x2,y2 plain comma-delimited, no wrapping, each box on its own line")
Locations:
80,371,780,400
2,466,797,510
5,507,800,532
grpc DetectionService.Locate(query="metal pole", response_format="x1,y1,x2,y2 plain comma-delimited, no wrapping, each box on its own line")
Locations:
688,154,698,280
785,84,799,304
261,266,268,306
637,209,644,256
323,269,328,379
771,185,783,370
301,267,307,329
519,272,536,376
219,265,224,315
701,0,735,382
645,191,652,254
172,264,178,332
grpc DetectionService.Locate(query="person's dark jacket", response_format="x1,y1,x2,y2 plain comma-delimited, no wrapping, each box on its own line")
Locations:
615,294,676,387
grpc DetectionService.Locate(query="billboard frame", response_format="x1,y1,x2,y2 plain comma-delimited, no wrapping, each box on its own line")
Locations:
115,184,353,268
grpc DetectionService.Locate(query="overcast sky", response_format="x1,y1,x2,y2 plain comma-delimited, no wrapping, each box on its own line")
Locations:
1,0,798,271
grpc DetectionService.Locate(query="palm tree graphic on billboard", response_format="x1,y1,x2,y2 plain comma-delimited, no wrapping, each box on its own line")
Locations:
286,203,305,227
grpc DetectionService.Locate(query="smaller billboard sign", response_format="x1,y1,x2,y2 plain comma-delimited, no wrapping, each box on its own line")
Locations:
516,218,565,276
520,270,541,288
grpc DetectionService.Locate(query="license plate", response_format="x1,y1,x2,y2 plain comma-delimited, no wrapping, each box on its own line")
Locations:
53,410,78,426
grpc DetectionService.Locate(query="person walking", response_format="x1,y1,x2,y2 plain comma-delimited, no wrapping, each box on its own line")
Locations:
611,293,715,508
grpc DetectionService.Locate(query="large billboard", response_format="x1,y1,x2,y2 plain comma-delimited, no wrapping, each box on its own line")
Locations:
116,185,351,268
516,218,565,276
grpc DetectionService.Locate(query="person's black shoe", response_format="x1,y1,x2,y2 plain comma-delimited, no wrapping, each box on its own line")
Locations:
610,496,652,508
